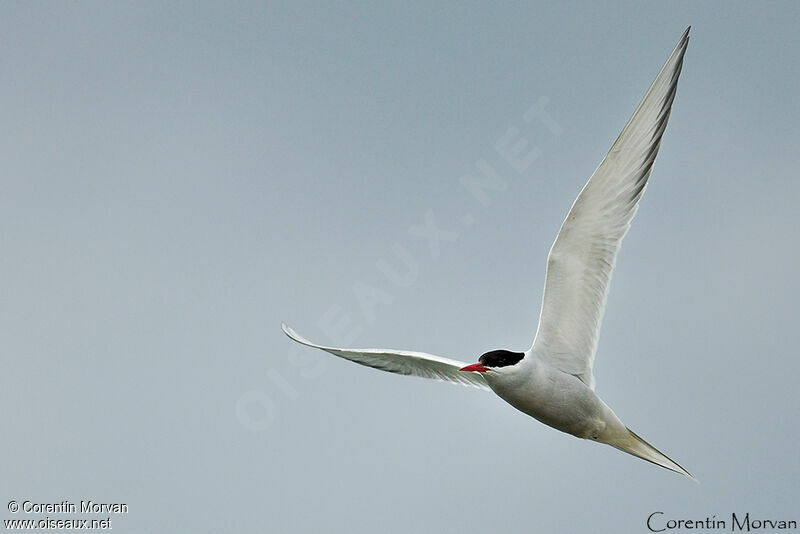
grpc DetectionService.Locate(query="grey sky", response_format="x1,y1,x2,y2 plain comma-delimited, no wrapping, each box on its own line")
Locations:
2,2,798,533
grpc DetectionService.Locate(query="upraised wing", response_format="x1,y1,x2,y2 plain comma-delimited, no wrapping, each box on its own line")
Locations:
531,28,690,389
282,323,490,390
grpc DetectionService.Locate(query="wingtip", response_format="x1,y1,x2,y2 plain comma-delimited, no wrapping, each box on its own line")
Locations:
666,26,691,65
280,322,319,348
281,322,296,339
678,26,691,46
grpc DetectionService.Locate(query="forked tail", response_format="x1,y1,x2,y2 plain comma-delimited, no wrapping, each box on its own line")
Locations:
610,427,698,482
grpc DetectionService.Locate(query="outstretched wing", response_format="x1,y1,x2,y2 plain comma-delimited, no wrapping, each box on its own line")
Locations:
531,28,690,389
282,323,490,390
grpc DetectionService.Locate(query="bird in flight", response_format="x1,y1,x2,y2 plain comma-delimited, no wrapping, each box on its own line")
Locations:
283,27,694,481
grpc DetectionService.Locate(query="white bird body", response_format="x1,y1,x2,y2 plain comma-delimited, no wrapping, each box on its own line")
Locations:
283,28,695,481
484,352,692,479
487,356,612,441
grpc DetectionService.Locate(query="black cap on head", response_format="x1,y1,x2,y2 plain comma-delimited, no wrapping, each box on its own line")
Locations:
478,349,525,368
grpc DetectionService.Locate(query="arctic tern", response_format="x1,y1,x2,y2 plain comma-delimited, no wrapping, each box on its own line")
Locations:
283,27,694,481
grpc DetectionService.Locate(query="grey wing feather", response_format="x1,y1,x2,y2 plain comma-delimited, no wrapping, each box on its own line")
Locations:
282,323,490,390
531,28,690,389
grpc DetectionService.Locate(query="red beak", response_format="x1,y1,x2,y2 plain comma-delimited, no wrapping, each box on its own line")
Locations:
459,363,490,373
